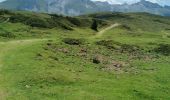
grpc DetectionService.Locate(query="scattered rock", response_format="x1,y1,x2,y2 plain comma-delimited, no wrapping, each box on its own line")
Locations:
112,61,127,68
93,55,103,64
77,53,87,57
101,60,129,72
80,48,87,53
58,48,69,53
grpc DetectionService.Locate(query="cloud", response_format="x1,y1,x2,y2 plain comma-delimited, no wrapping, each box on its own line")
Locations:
0,0,6,2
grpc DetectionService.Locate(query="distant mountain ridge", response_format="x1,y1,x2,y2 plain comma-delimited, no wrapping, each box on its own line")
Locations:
0,0,170,16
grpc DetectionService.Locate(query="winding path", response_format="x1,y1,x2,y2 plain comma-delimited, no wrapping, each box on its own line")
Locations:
95,23,120,38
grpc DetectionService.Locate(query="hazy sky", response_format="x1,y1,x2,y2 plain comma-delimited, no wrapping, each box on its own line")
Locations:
0,0,169,6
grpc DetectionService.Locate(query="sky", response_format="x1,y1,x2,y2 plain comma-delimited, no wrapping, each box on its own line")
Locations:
0,0,169,6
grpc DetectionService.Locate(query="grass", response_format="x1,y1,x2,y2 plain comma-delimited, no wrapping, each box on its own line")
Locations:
0,10,170,100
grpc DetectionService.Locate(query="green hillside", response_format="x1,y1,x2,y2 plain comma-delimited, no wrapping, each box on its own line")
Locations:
0,10,170,100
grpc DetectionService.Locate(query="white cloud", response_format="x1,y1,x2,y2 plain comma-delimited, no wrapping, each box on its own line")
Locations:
0,0,6,2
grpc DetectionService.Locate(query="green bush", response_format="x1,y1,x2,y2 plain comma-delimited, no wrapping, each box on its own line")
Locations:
49,16,74,30
10,14,28,23
96,40,120,49
10,14,50,28
120,44,141,53
0,31,15,38
154,44,170,56
25,17,49,28
63,38,85,45
0,28,15,38
91,19,98,31
0,9,11,15
119,24,131,30
67,17,82,26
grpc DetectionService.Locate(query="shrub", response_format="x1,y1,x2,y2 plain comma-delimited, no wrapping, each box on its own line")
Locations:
67,17,82,26
165,28,170,30
0,31,15,38
63,38,84,45
93,55,103,64
10,14,50,28
91,19,98,31
49,16,73,30
153,19,170,25
25,17,49,28
120,44,141,53
96,40,120,49
0,9,11,15
154,44,170,56
58,23,73,30
9,14,28,23
119,25,131,30
0,28,15,38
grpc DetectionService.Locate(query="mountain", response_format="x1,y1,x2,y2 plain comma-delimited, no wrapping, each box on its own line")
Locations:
0,0,170,16
110,0,170,16
0,0,110,16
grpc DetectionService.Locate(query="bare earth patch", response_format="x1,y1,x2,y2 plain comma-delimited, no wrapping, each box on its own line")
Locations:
0,90,7,100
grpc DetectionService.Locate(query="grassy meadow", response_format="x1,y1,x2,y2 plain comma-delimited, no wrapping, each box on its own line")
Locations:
0,10,170,100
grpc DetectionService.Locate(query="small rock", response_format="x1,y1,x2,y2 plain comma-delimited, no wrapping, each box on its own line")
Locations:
93,55,103,64
25,85,31,88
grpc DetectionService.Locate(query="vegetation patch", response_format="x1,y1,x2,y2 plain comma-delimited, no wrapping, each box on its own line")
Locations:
96,40,121,49
154,44,170,56
96,40,142,54
63,38,85,45
153,19,170,25
93,55,103,64
91,19,98,31
19,73,76,89
101,60,130,72
0,9,12,15
10,14,50,28
0,27,15,38
119,44,142,53
118,24,131,31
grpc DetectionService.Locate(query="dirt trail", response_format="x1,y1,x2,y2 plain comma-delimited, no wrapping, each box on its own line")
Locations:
0,38,47,100
95,23,120,38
